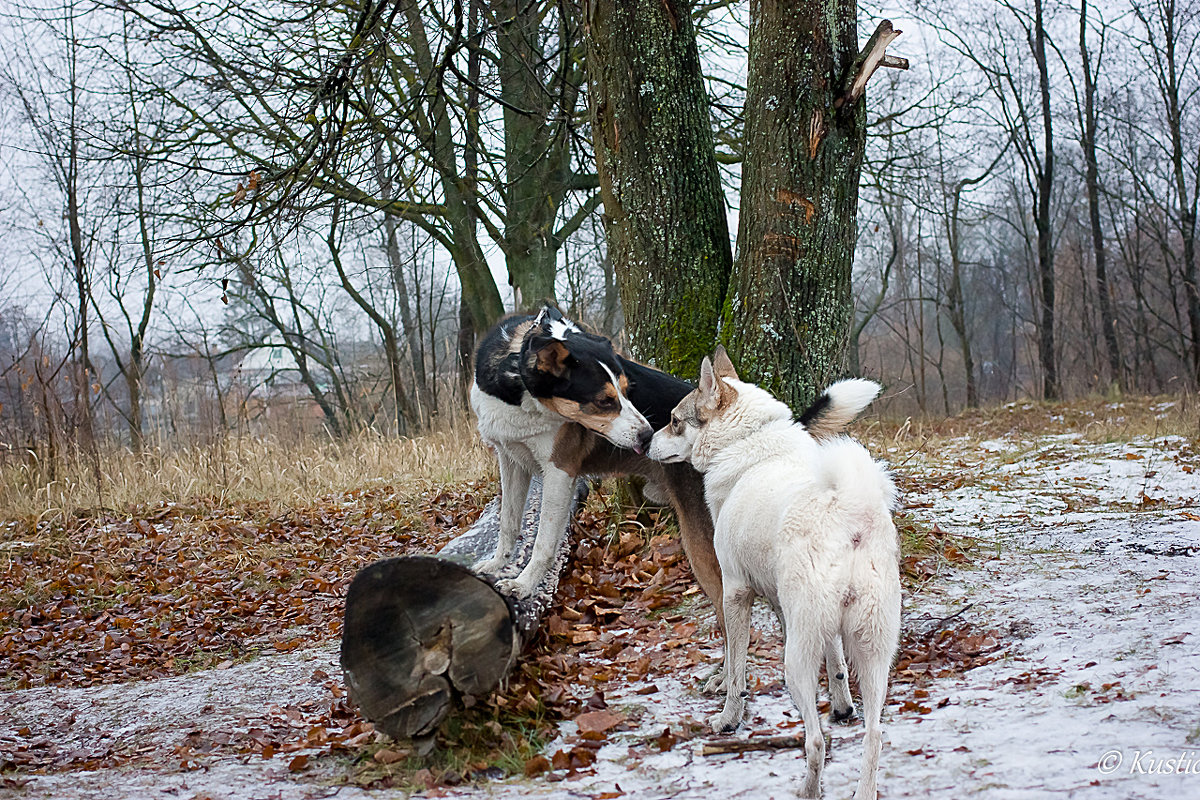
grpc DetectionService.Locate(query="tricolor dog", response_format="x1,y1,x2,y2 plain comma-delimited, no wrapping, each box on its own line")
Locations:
649,347,900,800
470,307,724,619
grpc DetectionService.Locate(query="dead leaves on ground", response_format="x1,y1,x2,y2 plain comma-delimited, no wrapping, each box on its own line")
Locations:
0,483,490,691
886,620,1010,715
2,475,1012,786
359,497,709,789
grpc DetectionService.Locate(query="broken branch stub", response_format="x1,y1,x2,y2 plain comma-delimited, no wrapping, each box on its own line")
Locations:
340,476,586,739
837,19,909,109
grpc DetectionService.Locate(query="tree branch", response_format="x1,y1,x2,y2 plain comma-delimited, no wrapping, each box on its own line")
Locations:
837,20,908,109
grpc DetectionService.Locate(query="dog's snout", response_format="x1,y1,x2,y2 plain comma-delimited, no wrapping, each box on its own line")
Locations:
636,426,653,454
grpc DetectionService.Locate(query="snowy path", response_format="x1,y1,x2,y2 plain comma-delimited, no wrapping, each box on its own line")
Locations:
3,427,1198,799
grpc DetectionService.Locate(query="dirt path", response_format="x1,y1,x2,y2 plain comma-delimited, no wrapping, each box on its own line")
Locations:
3,419,1198,799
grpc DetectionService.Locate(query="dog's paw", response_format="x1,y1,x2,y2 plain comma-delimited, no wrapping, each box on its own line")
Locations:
831,703,856,724
493,577,536,599
473,554,510,576
708,709,742,735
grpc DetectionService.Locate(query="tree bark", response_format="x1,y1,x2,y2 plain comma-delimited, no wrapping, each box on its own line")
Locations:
1079,1,1122,391
496,0,578,307
341,477,585,740
582,0,732,378
721,7,883,411
400,0,505,334
1032,0,1059,401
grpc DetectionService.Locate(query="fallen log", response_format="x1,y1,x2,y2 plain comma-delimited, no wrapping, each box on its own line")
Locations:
340,476,586,740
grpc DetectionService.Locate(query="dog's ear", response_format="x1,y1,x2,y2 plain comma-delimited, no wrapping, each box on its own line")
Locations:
697,356,721,411
533,339,572,377
712,345,739,381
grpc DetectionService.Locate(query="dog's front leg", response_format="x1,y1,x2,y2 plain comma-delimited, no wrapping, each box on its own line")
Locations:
709,585,753,733
494,465,575,599
474,451,532,576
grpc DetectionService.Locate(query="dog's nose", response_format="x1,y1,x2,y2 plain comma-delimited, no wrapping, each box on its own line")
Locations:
636,426,653,455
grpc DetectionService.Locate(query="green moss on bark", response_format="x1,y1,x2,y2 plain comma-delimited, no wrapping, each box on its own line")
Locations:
584,0,732,379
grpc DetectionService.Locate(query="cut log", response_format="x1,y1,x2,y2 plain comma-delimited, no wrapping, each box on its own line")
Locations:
341,476,586,740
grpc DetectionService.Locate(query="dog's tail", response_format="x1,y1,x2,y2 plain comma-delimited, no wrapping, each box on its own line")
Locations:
799,379,881,438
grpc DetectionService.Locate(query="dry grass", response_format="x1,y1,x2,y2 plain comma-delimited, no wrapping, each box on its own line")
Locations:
4,393,1193,523
859,392,1198,459
0,415,494,522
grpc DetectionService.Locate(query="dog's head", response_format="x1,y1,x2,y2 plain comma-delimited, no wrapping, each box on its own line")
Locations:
647,345,738,465
519,307,654,454
648,346,790,469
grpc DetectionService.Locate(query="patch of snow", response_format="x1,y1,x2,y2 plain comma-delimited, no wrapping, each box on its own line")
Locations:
4,430,1200,799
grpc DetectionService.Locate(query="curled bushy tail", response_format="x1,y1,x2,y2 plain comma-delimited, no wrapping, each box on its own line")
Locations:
799,379,881,439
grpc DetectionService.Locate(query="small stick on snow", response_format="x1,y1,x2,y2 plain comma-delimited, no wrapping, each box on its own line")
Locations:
701,734,806,756
919,601,978,635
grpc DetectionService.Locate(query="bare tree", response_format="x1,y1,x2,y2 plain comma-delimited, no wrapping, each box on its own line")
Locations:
1129,0,1200,385
1078,0,1123,389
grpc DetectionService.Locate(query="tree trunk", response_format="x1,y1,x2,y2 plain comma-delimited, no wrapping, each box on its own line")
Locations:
327,204,417,435
945,148,1006,410
1079,1,1122,391
1154,4,1200,384
127,33,158,453
1033,0,1059,401
376,146,434,424
497,0,574,307
582,0,732,378
945,228,976,408
721,3,875,411
400,0,505,334
341,477,585,740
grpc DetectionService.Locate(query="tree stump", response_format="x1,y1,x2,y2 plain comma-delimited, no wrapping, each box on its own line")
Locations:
340,476,586,739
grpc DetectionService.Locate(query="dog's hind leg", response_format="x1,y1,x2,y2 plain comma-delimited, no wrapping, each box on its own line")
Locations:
784,633,826,800
848,641,889,800
846,573,900,800
475,451,531,576
495,465,576,599
826,634,855,722
708,584,753,733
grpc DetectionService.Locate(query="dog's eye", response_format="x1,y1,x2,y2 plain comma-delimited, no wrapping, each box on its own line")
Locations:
594,396,618,411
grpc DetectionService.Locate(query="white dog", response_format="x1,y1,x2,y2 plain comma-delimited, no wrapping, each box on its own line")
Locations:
648,347,900,800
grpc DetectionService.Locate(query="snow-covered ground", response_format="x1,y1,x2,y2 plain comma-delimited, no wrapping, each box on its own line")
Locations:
3,424,1198,799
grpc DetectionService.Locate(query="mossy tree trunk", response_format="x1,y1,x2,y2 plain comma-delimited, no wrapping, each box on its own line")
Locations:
720,2,881,412
581,0,732,379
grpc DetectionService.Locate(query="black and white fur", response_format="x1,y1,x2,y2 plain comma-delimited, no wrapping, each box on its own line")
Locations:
470,307,720,603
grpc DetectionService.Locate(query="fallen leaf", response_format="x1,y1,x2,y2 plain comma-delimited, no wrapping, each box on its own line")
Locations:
574,709,625,736
524,754,551,776
373,748,407,765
